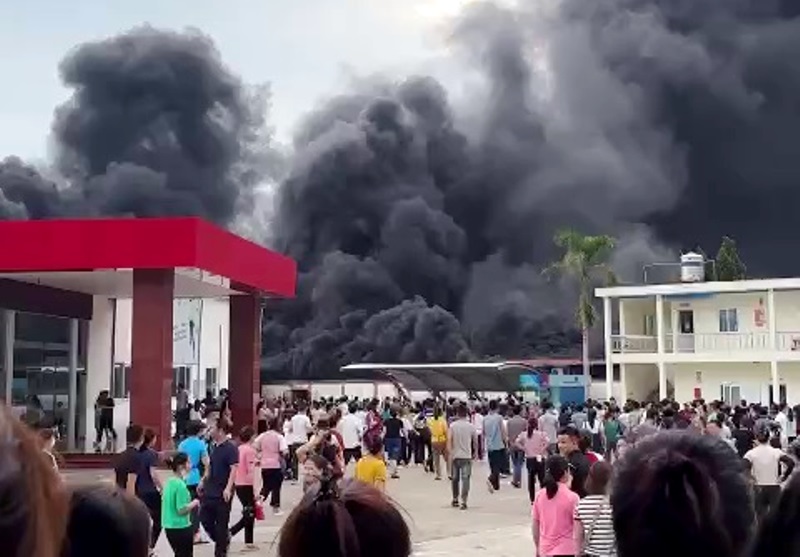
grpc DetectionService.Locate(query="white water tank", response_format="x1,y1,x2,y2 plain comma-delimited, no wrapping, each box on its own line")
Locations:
680,252,705,282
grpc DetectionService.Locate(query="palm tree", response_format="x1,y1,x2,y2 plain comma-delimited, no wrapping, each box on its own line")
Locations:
546,229,617,390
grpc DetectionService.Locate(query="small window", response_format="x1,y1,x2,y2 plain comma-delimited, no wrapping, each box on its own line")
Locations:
720,383,741,405
205,367,218,396
718,309,738,333
173,366,191,394
643,315,656,336
111,363,130,398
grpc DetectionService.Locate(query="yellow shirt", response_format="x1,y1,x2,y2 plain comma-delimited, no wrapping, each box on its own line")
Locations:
354,454,387,486
428,417,448,443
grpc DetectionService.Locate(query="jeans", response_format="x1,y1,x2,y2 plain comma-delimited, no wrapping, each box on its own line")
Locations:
511,449,525,486
526,457,545,502
166,527,194,557
261,468,283,509
200,497,233,557
385,438,402,476
487,449,505,491
451,458,472,503
288,443,303,480
229,486,255,545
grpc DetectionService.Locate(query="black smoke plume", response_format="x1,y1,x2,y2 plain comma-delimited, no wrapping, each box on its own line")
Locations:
0,26,269,225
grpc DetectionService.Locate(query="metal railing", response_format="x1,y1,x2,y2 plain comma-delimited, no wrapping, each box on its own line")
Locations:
611,335,657,353
611,332,775,354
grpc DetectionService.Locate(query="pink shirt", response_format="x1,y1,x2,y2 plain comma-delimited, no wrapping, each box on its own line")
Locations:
235,443,258,486
258,431,286,469
517,430,549,458
532,483,579,556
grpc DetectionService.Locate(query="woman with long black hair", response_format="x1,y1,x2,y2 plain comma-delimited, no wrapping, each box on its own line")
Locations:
514,416,549,503
532,455,579,557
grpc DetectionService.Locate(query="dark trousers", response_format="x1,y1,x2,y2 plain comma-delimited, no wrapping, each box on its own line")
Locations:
400,436,409,464
288,443,303,480
261,468,283,509
200,497,232,557
487,449,505,491
187,484,201,536
526,457,546,502
411,432,425,464
229,486,255,545
755,485,781,520
500,447,510,475
343,447,362,465
138,491,161,548
166,527,194,557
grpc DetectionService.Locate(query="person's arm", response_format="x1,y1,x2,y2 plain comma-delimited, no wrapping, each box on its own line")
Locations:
374,461,387,492
148,451,163,491
532,518,540,556
779,453,795,482
514,431,525,451
177,485,201,515
224,450,238,503
296,435,321,463
502,419,509,446
574,518,586,555
125,472,136,496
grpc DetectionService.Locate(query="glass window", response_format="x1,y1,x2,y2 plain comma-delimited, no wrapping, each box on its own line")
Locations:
173,366,190,395
205,367,218,396
111,364,130,398
643,315,656,336
719,309,739,332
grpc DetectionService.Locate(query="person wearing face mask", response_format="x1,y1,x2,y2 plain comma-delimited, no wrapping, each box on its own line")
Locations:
162,452,201,557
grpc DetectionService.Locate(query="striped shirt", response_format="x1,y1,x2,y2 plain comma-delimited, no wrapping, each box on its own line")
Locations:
574,495,616,556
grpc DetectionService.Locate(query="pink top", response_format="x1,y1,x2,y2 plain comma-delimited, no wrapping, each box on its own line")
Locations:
235,443,258,486
517,430,549,458
258,431,286,469
532,483,579,556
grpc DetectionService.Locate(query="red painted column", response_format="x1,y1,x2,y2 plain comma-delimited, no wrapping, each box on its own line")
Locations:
228,294,261,431
130,269,174,450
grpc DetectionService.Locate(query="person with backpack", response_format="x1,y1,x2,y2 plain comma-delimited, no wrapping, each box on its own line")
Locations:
603,409,624,463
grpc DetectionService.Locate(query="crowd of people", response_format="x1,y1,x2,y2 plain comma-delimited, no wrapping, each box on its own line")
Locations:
6,389,800,557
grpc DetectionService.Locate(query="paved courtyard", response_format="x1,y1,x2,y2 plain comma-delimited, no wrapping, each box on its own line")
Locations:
64,460,533,556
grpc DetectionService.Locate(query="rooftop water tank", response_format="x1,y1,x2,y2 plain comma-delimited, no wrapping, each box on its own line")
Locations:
680,252,705,282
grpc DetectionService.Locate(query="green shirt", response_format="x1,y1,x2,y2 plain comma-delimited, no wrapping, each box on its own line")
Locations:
161,476,192,529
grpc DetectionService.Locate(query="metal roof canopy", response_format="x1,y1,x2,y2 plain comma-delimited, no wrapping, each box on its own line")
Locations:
340,362,546,394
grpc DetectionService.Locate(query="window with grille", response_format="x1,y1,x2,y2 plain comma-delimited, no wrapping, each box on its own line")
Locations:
718,309,739,332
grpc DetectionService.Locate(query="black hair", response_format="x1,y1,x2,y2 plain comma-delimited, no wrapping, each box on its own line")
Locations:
612,431,754,557
125,424,144,445
587,407,597,428
542,455,570,499
185,420,205,437
165,452,189,472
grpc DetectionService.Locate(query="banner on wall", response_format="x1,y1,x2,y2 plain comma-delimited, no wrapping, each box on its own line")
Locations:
173,299,202,365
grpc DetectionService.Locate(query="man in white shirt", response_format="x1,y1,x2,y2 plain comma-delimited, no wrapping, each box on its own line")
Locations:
745,428,794,519
287,406,312,481
338,403,364,464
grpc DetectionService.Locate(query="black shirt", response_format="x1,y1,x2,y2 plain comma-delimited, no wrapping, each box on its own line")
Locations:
568,450,591,498
204,439,238,499
114,446,139,490
384,417,404,439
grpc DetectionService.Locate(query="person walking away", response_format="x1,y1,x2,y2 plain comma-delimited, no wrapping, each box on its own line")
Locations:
428,407,449,480
200,418,239,557
472,407,485,460
337,403,363,465
175,383,191,440
229,426,259,552
538,402,559,456
574,461,615,557
400,409,414,465
532,455,579,557
507,405,528,489
516,417,549,503
162,452,201,557
484,399,508,493
744,426,794,520
178,420,210,543
257,417,287,516
384,408,404,479
354,435,388,491
558,425,590,498
287,405,312,482
114,424,144,494
136,428,163,554
571,404,588,431
586,408,605,455
602,410,623,463
448,404,477,509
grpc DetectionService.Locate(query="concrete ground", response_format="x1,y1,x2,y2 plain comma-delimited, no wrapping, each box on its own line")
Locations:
63,460,533,556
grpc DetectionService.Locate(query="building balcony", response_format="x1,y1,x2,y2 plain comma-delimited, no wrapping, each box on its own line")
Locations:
611,332,800,355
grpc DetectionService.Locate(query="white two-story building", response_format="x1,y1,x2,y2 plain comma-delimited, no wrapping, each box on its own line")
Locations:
596,276,800,406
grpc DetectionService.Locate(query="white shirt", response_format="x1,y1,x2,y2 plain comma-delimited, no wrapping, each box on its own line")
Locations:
355,410,367,430
287,413,312,445
337,413,363,449
472,413,484,434
745,444,784,485
776,412,789,446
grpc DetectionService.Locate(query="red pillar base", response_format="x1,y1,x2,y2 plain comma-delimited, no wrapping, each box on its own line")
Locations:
228,294,261,432
130,269,174,450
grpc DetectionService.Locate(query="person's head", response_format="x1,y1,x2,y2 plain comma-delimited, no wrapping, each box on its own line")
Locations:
542,455,572,499
456,404,468,419
279,478,410,557
586,461,612,496
0,405,68,557
512,405,522,416
705,419,723,437
269,417,281,432
211,417,233,442
433,406,442,419
177,382,184,391
141,428,156,450
489,399,498,413
165,452,191,478
316,416,330,431
239,425,255,444
303,454,331,482
526,416,538,437
557,425,581,456
612,431,754,557
185,420,206,438
756,426,771,445
365,434,383,456
64,485,151,557
126,424,144,447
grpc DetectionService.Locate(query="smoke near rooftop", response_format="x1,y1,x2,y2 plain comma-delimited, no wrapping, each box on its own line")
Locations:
3,1,800,377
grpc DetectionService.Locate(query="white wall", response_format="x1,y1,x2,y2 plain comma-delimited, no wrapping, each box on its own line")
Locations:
672,362,771,404
84,296,114,447
671,292,766,336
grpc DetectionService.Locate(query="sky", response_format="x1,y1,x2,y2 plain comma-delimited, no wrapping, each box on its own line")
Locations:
0,0,475,161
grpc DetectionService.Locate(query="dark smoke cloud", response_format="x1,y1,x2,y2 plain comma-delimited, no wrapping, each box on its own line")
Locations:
265,0,800,377
0,26,271,226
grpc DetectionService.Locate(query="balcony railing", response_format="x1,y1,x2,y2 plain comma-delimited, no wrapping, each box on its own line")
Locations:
611,335,657,353
611,332,784,354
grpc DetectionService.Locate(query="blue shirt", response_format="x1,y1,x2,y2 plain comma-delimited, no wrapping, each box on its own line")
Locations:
204,439,238,500
178,436,209,486
484,413,505,452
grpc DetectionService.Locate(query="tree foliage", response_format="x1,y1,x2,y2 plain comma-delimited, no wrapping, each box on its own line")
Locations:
714,236,746,281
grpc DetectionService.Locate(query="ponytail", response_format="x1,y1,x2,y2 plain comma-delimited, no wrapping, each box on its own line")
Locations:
542,455,569,499
543,471,558,499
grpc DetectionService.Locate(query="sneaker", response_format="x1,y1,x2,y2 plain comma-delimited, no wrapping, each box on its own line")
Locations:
460,502,468,510
451,499,459,508
486,479,495,493
242,544,259,552
391,474,400,479
273,509,284,517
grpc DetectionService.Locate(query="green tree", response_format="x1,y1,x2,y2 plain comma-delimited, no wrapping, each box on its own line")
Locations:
546,229,617,385
715,236,746,281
